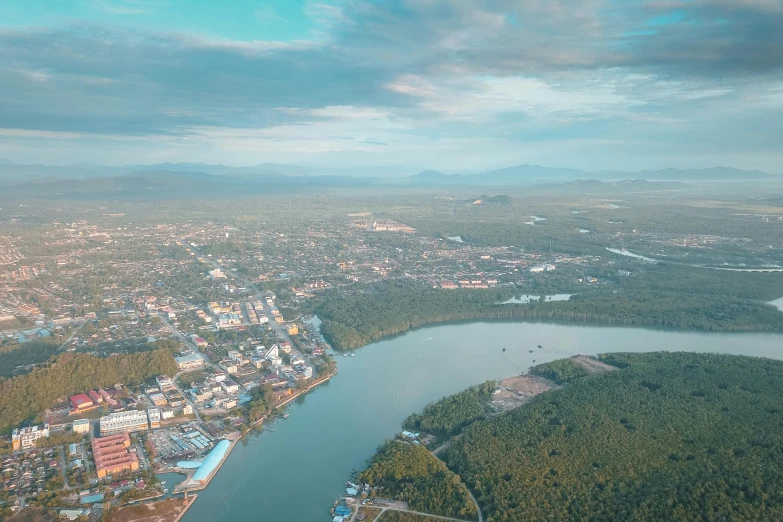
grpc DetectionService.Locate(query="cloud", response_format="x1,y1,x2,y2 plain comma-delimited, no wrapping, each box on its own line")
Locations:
0,0,782,170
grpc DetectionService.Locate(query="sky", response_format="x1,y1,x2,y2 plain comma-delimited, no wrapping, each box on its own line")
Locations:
0,0,782,172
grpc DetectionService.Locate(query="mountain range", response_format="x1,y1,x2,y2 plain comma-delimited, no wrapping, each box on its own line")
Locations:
0,161,778,197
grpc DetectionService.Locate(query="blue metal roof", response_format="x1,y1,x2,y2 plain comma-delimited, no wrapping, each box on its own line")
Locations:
189,439,231,484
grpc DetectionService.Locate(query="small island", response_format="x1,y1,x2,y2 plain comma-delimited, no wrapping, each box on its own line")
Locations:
346,352,783,521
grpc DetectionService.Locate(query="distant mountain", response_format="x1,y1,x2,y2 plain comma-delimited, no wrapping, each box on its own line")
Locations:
472,164,585,184
0,160,778,189
409,170,465,185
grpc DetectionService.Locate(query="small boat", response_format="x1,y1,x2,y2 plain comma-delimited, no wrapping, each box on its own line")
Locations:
283,413,290,419
529,350,533,353
160,481,166,485
350,354,355,357
343,354,348,357
538,345,543,349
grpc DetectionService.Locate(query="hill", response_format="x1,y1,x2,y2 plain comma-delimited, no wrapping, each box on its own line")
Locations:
442,352,783,521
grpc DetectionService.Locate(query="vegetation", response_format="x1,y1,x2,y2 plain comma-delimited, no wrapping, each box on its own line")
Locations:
403,381,495,439
444,352,783,521
530,359,588,384
0,340,59,378
359,441,477,520
0,349,176,432
377,512,445,522
316,275,783,349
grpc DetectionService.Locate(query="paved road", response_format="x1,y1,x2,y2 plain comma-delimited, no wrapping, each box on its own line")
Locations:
58,446,71,490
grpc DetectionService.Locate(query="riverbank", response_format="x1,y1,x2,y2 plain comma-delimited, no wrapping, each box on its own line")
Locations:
180,321,783,521
170,367,338,495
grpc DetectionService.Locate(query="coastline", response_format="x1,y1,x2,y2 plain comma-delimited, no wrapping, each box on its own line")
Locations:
173,367,338,494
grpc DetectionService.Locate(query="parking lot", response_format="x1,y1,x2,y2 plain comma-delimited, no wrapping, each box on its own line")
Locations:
147,423,216,464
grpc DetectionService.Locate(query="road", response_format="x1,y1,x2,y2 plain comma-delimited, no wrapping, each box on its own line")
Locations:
429,438,483,522
350,505,473,522
183,243,309,366
58,320,87,351
157,315,211,423
58,446,71,490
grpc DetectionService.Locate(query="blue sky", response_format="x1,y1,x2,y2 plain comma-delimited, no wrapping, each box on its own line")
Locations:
1,0,782,172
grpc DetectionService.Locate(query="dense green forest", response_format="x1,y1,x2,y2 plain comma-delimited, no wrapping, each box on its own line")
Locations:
0,349,176,432
359,441,477,520
403,381,495,440
316,269,783,349
443,352,783,521
529,359,589,384
0,340,59,378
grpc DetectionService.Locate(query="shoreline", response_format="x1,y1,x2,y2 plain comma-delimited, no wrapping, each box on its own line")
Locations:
173,367,338,495
322,311,783,351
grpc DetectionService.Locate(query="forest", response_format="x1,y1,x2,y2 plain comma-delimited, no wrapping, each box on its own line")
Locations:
0,349,176,432
402,381,495,441
359,441,477,520
315,268,783,349
529,359,589,384
443,352,783,521
0,340,59,378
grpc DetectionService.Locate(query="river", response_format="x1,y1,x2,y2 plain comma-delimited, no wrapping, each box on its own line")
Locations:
181,321,783,522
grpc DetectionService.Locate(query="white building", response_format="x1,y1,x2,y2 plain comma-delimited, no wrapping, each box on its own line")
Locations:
174,353,204,370
156,375,175,391
99,410,149,436
12,424,50,450
147,408,161,429
220,380,239,394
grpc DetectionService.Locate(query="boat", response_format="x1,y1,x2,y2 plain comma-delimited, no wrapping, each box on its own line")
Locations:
283,413,290,419
160,481,166,485
343,354,348,357
350,354,355,357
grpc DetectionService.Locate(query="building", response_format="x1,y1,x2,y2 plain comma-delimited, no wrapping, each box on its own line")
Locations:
99,410,149,436
148,392,168,407
91,433,139,478
286,324,299,336
219,361,238,374
147,409,161,429
72,419,90,434
174,353,204,370
220,380,239,394
70,393,95,411
12,424,50,450
161,409,174,420
190,335,208,348
156,375,175,391
183,404,193,416
88,390,103,404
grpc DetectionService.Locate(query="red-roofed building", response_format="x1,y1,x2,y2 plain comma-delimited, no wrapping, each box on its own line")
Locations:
70,394,93,410
88,390,103,403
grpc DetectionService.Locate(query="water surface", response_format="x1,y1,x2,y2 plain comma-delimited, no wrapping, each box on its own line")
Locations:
182,321,783,522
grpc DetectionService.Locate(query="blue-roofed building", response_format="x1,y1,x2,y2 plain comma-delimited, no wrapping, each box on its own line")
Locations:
188,439,231,485
346,487,358,496
334,505,351,516
80,493,104,504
